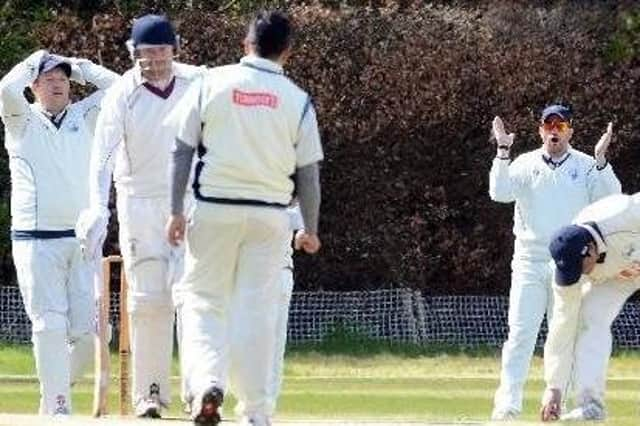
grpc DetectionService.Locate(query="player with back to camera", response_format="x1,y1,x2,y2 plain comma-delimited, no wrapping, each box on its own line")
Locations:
165,10,324,426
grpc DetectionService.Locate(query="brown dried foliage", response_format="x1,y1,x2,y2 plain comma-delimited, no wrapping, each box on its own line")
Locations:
29,1,640,293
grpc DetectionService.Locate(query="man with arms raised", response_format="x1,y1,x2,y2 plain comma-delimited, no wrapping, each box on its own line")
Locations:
489,105,621,420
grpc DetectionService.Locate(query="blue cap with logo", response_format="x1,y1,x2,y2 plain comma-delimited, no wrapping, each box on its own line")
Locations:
38,54,71,77
549,225,595,286
131,14,176,47
541,104,572,122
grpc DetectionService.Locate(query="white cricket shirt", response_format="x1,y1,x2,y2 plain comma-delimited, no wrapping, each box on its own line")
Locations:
90,62,206,207
490,147,621,261
173,55,324,206
0,51,118,232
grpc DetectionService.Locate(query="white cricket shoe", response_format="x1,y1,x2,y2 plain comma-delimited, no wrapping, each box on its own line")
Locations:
560,400,606,421
237,414,272,426
490,407,520,421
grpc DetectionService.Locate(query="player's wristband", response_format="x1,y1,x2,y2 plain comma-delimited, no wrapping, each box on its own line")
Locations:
496,145,510,160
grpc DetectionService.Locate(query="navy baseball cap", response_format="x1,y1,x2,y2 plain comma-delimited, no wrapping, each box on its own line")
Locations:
131,14,176,47
541,104,572,122
549,225,595,286
38,55,71,77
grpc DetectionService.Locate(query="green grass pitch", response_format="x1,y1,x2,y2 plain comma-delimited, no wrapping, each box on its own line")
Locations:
0,344,639,424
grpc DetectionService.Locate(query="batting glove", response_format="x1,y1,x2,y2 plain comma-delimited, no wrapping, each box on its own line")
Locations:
75,208,109,260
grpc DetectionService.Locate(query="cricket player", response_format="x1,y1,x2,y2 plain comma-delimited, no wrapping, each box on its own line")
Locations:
165,10,323,426
78,14,205,418
489,105,621,420
540,193,640,422
0,49,117,414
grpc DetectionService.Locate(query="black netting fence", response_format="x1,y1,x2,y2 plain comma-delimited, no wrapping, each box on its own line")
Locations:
2,287,640,347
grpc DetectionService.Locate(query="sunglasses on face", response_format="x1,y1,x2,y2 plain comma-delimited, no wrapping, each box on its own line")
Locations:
541,120,571,133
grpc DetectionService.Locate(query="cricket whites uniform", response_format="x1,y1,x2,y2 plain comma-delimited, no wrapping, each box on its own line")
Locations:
175,55,323,421
545,193,640,414
489,146,620,414
89,62,204,410
0,50,117,414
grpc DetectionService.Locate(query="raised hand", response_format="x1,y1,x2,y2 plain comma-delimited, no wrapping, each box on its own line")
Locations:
594,122,613,168
492,116,515,157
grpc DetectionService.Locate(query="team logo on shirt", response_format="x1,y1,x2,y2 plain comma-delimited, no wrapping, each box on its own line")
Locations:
570,169,578,180
232,89,279,109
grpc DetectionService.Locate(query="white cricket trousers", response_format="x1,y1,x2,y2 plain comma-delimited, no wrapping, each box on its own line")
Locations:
117,195,185,408
233,264,295,417
12,237,95,414
494,259,554,413
180,201,289,419
567,279,640,408
266,266,294,415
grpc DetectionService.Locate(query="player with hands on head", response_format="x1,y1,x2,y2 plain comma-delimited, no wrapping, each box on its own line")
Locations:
80,13,207,418
541,193,640,422
488,105,621,421
0,49,118,415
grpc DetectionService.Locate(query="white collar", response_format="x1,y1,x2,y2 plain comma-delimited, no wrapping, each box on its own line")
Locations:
133,62,176,87
35,102,69,121
240,55,284,74
541,148,571,163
